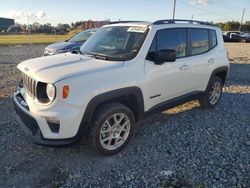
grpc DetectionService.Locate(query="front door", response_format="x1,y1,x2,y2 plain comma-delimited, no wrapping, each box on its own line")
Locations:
145,28,192,109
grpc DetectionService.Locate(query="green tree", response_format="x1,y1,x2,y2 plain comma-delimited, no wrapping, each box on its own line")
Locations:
223,21,240,31
215,22,224,30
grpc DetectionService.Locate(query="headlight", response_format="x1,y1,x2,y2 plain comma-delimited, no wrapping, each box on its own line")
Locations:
46,84,56,101
44,48,57,55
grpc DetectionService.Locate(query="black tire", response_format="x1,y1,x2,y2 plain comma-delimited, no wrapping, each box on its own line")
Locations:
199,76,223,109
241,38,247,43
90,102,135,155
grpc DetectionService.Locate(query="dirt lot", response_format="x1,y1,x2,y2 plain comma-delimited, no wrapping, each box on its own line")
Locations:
226,43,250,62
0,43,249,187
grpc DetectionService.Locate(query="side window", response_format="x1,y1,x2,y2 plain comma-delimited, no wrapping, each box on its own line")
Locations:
157,28,187,58
190,28,209,55
210,29,217,48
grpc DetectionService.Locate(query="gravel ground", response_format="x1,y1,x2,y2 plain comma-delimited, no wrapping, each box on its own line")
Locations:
0,43,250,188
226,43,250,63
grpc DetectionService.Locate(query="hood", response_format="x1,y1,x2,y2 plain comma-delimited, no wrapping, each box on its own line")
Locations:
46,41,83,51
17,53,124,83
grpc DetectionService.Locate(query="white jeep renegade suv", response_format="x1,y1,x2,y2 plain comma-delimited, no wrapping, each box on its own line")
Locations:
13,20,229,155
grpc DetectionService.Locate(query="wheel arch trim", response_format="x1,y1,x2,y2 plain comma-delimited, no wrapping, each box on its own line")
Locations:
207,66,229,88
79,86,145,135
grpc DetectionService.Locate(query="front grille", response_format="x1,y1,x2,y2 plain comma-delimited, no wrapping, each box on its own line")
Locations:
21,73,37,98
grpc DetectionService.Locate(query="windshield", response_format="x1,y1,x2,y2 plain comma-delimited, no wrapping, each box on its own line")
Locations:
80,26,148,61
69,30,95,43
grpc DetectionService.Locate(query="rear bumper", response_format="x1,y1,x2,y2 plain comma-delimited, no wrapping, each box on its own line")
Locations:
13,92,84,146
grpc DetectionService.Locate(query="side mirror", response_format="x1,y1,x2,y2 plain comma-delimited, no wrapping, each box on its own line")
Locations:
155,49,176,65
71,47,82,54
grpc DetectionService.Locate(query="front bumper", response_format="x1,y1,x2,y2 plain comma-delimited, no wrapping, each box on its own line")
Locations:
13,91,84,146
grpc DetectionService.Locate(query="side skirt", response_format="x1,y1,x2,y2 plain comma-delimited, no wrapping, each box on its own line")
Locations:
145,91,203,116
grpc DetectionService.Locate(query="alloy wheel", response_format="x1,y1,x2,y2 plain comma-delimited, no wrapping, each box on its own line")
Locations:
99,113,131,150
209,81,222,105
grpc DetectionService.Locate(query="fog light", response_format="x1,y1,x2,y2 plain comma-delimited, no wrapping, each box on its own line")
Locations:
47,119,60,133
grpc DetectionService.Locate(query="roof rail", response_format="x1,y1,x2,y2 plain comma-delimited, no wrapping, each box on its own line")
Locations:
108,21,146,24
152,19,214,26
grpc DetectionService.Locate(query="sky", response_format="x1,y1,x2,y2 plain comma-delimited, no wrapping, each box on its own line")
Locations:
1,0,250,26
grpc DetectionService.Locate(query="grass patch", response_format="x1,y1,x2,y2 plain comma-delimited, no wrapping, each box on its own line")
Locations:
0,34,74,45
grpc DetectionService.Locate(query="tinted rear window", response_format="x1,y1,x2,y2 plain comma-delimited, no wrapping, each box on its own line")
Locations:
190,29,209,55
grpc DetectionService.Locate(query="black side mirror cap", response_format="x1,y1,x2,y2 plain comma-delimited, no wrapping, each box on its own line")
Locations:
155,49,176,65
71,47,82,54
146,52,156,62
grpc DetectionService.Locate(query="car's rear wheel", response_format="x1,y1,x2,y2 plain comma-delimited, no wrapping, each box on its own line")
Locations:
241,38,247,43
199,76,223,109
90,103,135,155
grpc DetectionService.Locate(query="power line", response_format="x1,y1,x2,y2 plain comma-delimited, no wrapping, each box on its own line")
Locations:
215,0,250,18
210,0,250,19
216,1,242,12
219,0,246,11
150,0,249,22
212,2,250,21
177,0,236,20
183,0,244,21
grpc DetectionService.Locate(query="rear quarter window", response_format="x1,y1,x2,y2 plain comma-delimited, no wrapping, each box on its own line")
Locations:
210,29,217,48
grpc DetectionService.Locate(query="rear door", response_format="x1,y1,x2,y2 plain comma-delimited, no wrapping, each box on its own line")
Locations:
183,28,217,92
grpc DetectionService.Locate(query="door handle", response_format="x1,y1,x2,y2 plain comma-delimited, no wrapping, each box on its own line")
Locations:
179,64,191,70
208,58,215,64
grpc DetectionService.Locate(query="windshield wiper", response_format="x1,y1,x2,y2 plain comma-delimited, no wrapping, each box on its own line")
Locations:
84,52,116,61
93,54,108,60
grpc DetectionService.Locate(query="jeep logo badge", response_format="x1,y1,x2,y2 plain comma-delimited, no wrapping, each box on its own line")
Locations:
24,67,29,72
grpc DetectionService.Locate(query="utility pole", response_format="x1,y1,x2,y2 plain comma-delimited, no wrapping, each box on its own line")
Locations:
173,0,176,19
191,15,194,20
54,29,56,42
239,8,245,31
27,13,31,45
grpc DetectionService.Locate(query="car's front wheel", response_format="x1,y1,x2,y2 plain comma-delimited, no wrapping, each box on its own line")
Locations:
90,103,135,155
199,76,223,109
